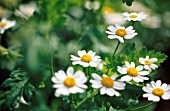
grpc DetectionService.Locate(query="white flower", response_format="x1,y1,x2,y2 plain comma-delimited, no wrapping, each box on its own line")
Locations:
85,1,100,11
139,56,158,72
106,24,138,43
0,18,16,34
117,61,150,83
15,2,36,20
51,67,88,97
90,73,126,96
122,12,146,21
71,50,101,67
143,80,170,102
103,13,126,25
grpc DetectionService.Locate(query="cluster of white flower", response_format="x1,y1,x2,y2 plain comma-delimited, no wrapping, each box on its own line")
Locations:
50,11,170,103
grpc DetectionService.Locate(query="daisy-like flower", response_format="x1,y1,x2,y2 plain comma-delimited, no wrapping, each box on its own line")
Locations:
117,61,150,83
122,12,146,21
139,56,158,72
143,80,170,102
15,3,36,20
106,24,138,43
90,73,126,96
51,67,88,97
71,50,101,67
0,18,16,34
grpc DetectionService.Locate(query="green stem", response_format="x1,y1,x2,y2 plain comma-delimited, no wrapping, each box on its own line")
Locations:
113,41,120,56
74,90,98,109
130,102,154,111
50,53,54,76
97,0,106,13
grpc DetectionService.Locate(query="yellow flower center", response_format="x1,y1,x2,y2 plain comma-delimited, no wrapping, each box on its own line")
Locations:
64,77,76,88
152,88,164,96
116,29,127,37
102,7,114,14
127,67,138,77
81,54,92,63
129,14,138,18
0,22,7,27
144,60,152,66
101,77,114,88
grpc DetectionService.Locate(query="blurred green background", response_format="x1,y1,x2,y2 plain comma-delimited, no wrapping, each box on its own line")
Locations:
0,0,170,111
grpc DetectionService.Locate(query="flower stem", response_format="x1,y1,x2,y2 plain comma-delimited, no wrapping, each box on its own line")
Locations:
50,53,54,76
130,102,154,111
113,41,120,56
74,90,98,109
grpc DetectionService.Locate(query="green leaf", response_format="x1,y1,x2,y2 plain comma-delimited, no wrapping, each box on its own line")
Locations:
0,69,35,110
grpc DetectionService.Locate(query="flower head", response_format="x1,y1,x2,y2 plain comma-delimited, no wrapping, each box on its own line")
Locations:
117,61,150,83
15,2,36,20
106,24,137,43
85,1,100,11
139,56,158,72
51,67,88,97
0,18,16,34
143,80,170,102
122,12,146,21
71,50,101,67
90,73,125,96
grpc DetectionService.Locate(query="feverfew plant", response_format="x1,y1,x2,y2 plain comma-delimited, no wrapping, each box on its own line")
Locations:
0,0,169,111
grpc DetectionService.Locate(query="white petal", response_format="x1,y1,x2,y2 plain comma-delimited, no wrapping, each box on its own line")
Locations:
144,65,151,72
89,61,99,67
125,61,131,68
111,74,118,80
136,65,143,71
150,64,158,69
92,73,102,80
117,66,127,74
139,58,145,64
143,93,153,98
107,25,117,32
106,31,115,35
150,58,158,63
114,81,125,90
133,77,144,82
70,55,80,61
148,95,160,102
121,75,132,82
138,71,149,75
118,37,124,43
53,84,64,88
106,88,115,96
138,76,149,80
125,26,133,31
78,50,86,57
79,61,89,67
66,67,74,77
92,84,102,88
130,62,135,68
108,35,120,39
100,87,106,95
55,71,67,81
151,81,156,88
88,50,95,56
162,92,170,100
142,86,153,93
122,12,130,16
164,84,170,91
155,80,162,87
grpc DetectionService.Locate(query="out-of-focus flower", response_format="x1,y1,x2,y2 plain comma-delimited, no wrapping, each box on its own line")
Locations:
90,73,126,96
51,67,88,97
15,2,36,20
102,7,114,14
141,15,161,29
123,12,146,21
71,50,101,67
85,1,100,11
106,24,137,43
0,6,11,18
104,13,126,25
139,56,158,72
117,61,149,83
163,11,170,28
143,80,170,102
102,7,125,25
0,18,16,34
